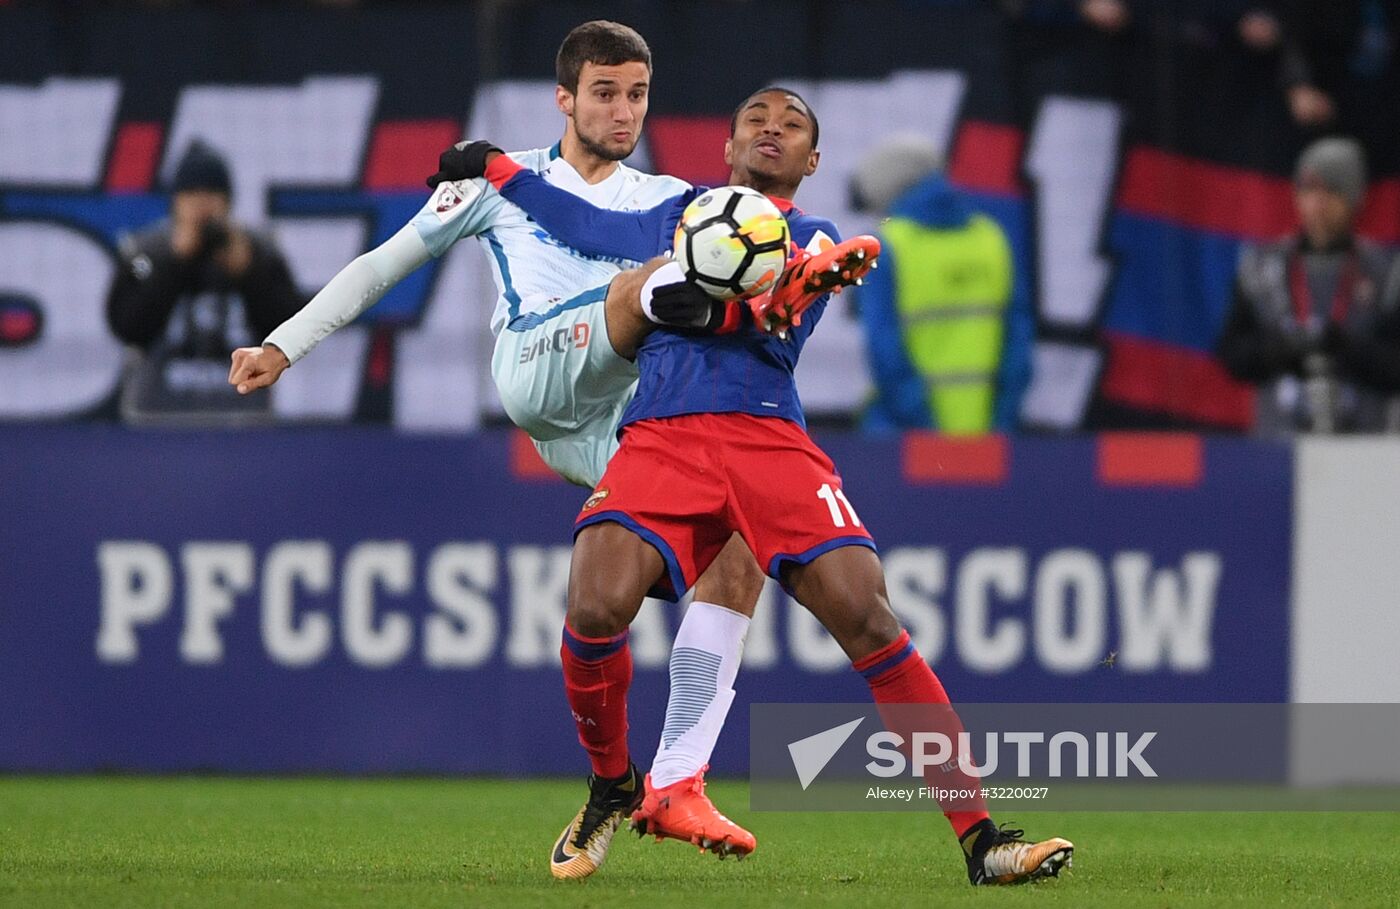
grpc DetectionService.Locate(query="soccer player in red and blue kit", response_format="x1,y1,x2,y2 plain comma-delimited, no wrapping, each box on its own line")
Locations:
458,87,1072,886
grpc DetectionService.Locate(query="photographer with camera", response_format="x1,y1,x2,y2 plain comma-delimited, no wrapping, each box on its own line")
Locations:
106,140,302,424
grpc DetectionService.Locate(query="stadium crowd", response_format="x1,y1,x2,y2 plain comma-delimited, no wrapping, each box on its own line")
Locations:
6,0,1400,434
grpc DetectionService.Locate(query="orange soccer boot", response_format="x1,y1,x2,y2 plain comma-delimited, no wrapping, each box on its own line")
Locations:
630,766,756,860
747,234,881,337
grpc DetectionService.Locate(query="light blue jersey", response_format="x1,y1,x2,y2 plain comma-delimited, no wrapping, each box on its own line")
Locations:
412,145,690,336
409,144,689,487
263,143,687,486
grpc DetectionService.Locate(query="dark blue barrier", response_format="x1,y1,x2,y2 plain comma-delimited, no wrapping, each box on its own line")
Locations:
0,427,1291,774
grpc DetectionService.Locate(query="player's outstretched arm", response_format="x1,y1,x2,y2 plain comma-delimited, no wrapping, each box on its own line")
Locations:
228,223,431,394
485,155,681,263
427,140,682,263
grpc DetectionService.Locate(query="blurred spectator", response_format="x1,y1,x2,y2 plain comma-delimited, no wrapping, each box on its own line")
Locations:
1219,137,1400,434
1079,0,1129,33
994,0,1132,33
106,140,302,425
1173,2,1284,52
849,137,1031,435
1279,0,1398,138
1238,6,1284,51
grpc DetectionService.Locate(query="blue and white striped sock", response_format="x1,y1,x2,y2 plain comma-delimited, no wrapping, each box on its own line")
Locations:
649,600,749,788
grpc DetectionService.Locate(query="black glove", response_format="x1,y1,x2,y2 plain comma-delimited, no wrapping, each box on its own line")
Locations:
426,140,503,188
648,281,727,332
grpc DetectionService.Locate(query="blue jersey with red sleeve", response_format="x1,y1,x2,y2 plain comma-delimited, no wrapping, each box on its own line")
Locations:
484,158,840,431
621,201,838,431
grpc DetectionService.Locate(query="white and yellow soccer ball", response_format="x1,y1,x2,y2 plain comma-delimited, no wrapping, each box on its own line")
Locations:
672,185,791,300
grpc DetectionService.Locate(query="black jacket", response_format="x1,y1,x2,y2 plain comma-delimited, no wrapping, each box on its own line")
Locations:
106,222,303,352
1219,234,1400,432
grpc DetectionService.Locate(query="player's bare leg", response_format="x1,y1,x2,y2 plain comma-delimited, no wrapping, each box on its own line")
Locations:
634,533,763,859
781,546,902,661
567,521,662,635
603,257,670,360
551,522,665,880
784,546,1074,886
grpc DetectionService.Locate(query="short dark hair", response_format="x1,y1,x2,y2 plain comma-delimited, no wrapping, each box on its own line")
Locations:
730,86,820,149
555,20,652,94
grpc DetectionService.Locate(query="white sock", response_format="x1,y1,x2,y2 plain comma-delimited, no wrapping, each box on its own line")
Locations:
649,600,749,788
638,260,688,324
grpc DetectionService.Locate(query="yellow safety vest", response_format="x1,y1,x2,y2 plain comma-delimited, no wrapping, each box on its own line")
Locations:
882,214,1012,434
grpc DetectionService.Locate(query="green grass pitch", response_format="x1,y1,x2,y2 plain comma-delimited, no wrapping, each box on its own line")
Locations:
2,777,1398,907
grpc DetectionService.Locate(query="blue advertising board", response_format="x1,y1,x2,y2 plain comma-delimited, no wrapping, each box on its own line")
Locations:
0,427,1292,774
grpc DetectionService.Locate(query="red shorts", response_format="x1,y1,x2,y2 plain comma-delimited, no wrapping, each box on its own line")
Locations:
574,413,876,601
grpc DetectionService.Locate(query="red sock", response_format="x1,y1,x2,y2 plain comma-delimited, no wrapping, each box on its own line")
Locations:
854,630,990,839
561,624,632,779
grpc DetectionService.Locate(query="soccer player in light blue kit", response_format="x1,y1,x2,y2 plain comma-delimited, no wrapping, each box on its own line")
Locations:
228,19,773,871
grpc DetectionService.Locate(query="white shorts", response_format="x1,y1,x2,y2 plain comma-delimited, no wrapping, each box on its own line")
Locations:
490,284,636,488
